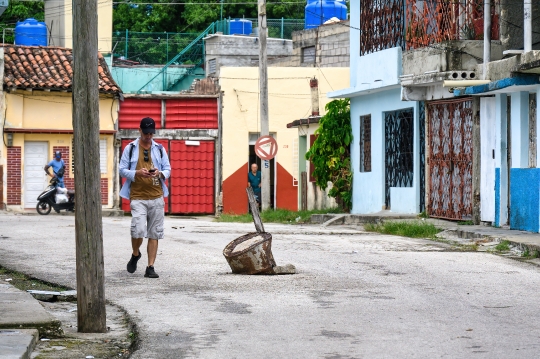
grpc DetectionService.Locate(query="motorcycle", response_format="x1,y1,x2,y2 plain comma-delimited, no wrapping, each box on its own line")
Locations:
36,177,75,215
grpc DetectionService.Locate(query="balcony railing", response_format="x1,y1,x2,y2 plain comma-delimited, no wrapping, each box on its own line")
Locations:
405,0,500,49
360,0,500,54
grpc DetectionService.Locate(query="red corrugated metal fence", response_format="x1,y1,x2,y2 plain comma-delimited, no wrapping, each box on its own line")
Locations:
119,99,162,129
169,140,214,214
165,99,218,129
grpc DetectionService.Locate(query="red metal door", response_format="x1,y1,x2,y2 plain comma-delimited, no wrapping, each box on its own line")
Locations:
169,140,214,214
427,98,473,220
120,139,170,213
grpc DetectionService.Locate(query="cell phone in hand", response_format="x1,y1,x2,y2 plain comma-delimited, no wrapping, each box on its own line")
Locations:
149,169,156,173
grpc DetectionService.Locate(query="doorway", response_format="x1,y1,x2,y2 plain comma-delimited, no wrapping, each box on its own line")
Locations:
249,134,275,209
24,142,48,208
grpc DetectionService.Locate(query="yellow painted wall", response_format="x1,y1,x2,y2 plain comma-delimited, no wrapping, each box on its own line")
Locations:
45,0,113,54
1,91,119,210
4,92,116,131
220,67,349,181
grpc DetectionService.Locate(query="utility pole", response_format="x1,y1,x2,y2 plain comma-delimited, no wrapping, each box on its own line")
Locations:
72,0,106,333
258,0,271,210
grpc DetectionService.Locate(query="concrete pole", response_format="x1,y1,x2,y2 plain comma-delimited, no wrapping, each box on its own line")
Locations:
258,0,271,210
483,0,491,79
524,0,532,52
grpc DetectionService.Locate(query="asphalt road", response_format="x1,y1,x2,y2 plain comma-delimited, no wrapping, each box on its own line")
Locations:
1,213,540,359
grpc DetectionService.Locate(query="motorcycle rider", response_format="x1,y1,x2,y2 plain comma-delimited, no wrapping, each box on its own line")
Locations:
44,151,66,188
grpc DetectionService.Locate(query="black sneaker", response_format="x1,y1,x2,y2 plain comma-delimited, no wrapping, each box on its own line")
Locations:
144,266,159,278
127,253,141,273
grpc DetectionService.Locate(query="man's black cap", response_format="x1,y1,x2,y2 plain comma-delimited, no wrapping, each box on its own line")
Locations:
140,117,156,134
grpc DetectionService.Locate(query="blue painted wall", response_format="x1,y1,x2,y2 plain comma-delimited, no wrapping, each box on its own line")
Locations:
110,66,205,93
350,88,419,214
509,168,540,232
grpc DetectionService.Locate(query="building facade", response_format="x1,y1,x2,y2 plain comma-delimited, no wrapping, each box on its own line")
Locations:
330,1,422,214
0,45,122,211
219,66,349,214
117,78,222,215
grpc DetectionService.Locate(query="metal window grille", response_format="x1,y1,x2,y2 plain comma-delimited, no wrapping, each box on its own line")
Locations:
385,108,414,209
302,46,316,63
405,0,500,49
360,0,405,55
359,115,372,172
208,58,217,74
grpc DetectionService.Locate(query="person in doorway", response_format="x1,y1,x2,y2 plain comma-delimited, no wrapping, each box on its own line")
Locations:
119,117,171,279
248,163,261,204
44,151,65,188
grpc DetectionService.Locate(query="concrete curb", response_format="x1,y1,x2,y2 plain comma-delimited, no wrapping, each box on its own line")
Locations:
0,329,38,359
0,284,63,338
312,213,418,227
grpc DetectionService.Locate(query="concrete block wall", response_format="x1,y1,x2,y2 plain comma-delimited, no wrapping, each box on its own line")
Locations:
289,21,350,68
205,34,293,77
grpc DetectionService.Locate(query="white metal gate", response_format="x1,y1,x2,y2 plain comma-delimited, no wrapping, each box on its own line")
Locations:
24,142,48,208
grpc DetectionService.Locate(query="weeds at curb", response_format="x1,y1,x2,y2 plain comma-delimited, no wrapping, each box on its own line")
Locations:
457,220,474,226
495,240,511,252
364,221,441,239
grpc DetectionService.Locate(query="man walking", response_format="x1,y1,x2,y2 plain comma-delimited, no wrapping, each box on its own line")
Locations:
44,151,66,188
119,117,171,278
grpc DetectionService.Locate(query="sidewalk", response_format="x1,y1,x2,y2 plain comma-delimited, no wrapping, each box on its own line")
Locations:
0,283,62,359
315,212,540,253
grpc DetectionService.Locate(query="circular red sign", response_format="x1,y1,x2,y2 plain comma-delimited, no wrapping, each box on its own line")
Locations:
254,135,278,160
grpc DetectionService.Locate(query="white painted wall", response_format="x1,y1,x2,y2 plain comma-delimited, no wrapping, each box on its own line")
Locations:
480,97,496,222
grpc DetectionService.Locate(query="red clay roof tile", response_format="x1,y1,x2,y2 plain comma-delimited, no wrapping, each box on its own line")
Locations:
3,44,121,94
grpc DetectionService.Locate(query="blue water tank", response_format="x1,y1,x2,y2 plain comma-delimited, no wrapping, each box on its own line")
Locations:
305,0,347,29
229,19,253,35
15,18,47,46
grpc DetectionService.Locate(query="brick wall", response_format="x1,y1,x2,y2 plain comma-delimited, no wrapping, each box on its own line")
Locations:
101,178,108,205
7,147,21,205
53,146,108,205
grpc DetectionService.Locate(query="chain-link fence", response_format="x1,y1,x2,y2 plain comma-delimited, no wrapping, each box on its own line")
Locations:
113,18,305,65
112,31,201,65
214,18,305,39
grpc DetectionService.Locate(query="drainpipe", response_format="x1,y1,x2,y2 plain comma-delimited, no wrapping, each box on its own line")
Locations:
524,0,532,52
310,77,319,116
483,0,491,79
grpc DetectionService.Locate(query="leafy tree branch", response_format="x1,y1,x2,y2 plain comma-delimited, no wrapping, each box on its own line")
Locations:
305,99,352,211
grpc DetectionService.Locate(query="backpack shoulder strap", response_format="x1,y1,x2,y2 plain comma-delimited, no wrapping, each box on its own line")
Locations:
128,143,135,170
157,144,163,158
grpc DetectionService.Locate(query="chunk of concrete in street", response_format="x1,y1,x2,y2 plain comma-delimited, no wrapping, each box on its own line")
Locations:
0,329,38,359
273,264,296,275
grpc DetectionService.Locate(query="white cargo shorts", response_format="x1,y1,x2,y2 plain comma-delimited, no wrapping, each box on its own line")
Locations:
130,197,165,240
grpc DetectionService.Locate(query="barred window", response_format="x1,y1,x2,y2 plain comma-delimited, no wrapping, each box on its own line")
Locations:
360,115,372,172
360,0,405,55
302,46,316,63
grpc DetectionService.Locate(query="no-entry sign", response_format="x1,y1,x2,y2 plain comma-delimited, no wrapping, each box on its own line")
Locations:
255,135,278,160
